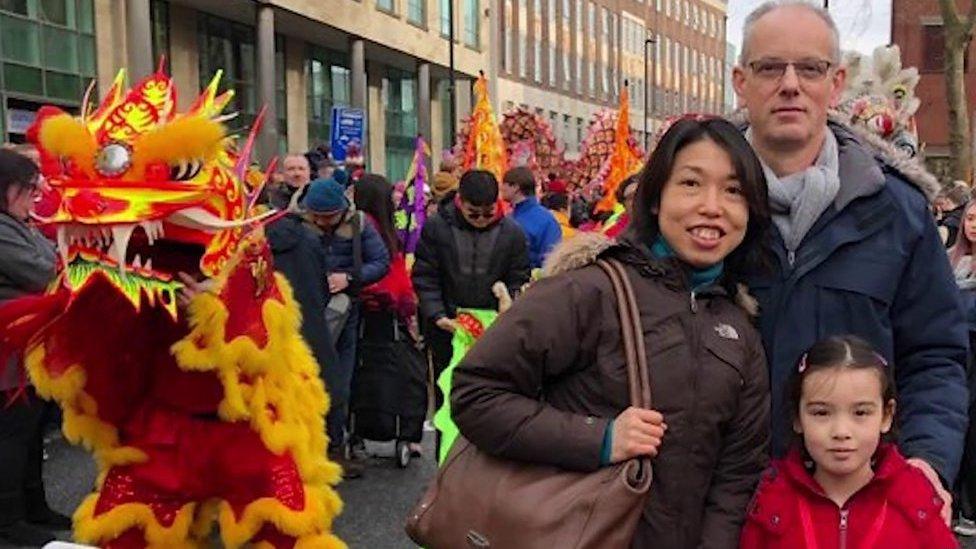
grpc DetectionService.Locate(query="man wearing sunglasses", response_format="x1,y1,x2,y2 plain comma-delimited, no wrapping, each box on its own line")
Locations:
413,170,530,413
733,1,968,524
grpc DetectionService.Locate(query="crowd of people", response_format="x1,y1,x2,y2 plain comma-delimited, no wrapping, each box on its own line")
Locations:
2,0,976,547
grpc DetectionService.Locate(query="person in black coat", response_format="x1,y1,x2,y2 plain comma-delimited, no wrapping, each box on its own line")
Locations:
411,170,531,411
266,212,339,386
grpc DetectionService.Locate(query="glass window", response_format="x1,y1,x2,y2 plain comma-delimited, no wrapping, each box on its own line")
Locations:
601,7,608,96
40,0,69,26
502,0,512,72
408,0,425,25
440,0,451,35
518,0,526,77
198,14,286,141
377,0,394,12
44,26,77,72
464,0,479,48
76,0,92,32
0,0,29,15
561,0,570,90
306,45,349,145
151,0,169,71
548,0,556,85
1,15,40,65
45,70,78,100
575,0,582,93
383,68,418,180
3,63,42,94
533,0,541,82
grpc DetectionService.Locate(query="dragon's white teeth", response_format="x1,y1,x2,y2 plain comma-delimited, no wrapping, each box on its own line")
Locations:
132,254,142,269
56,227,69,267
144,258,152,271
110,224,135,279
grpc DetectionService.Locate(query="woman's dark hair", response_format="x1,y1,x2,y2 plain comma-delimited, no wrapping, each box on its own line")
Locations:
0,148,40,212
354,173,400,254
458,170,499,206
788,335,895,420
622,117,771,287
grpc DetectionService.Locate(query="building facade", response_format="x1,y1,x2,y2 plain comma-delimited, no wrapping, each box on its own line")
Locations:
494,0,727,156
891,0,975,180
0,0,489,181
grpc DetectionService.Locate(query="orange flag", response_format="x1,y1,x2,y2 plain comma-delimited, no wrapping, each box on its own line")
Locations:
596,84,644,213
463,73,508,184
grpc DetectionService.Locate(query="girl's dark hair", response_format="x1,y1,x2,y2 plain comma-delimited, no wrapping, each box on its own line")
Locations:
354,173,400,254
622,117,771,288
0,148,40,212
788,335,895,418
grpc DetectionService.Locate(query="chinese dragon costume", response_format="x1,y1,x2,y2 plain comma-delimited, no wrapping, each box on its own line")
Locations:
0,70,344,548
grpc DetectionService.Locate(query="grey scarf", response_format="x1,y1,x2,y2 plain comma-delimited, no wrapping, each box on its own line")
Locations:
748,130,841,253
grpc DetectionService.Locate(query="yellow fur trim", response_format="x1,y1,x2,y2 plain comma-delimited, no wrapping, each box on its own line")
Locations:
171,274,340,486
216,487,345,549
131,116,227,179
73,493,197,548
37,113,97,176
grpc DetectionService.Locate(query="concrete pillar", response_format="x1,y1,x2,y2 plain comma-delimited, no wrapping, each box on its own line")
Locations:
255,1,278,163
168,4,199,110
431,84,445,166
418,62,432,176
455,79,472,129
126,0,153,80
94,0,126,95
285,36,308,152
351,39,367,111
367,63,386,175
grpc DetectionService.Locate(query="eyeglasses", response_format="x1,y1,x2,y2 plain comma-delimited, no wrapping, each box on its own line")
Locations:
464,208,496,220
747,58,834,81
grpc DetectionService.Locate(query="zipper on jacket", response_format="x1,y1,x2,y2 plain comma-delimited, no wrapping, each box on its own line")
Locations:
787,250,796,267
838,508,849,549
689,290,698,313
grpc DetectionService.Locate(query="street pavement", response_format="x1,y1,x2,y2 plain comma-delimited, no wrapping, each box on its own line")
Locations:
14,429,976,548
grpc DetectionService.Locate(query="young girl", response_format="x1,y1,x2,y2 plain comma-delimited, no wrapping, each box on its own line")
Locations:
740,335,958,548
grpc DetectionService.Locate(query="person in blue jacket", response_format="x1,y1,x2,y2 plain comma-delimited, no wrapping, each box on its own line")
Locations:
733,1,968,522
501,166,562,269
302,177,390,475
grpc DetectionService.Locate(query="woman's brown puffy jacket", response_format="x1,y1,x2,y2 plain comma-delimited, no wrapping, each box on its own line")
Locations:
451,235,770,548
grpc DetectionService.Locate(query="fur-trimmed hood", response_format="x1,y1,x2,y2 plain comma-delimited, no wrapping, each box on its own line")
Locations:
727,109,941,201
542,232,759,317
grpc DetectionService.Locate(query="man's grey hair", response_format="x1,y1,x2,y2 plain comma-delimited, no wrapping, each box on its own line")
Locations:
738,1,841,66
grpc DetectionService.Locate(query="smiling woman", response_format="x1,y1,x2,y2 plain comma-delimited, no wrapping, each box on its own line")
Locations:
442,117,775,549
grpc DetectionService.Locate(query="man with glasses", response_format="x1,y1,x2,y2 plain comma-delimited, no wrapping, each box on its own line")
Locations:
733,1,968,523
413,170,530,414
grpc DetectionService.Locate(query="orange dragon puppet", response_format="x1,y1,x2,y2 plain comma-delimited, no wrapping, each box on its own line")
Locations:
0,69,344,548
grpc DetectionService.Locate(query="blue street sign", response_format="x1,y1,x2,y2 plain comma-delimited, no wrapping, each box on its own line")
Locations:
330,106,365,162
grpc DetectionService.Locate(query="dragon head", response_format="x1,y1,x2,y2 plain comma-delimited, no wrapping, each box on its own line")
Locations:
29,69,273,319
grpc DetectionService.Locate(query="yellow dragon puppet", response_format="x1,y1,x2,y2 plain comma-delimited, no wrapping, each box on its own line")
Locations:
0,69,344,548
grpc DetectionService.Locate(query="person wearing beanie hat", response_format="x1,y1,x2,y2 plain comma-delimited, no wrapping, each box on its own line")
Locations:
303,176,391,478
302,177,349,214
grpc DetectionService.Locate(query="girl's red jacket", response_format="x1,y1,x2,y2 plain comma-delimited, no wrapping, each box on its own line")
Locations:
739,443,958,549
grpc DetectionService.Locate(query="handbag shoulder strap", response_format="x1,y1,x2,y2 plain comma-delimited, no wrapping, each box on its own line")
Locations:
596,258,652,409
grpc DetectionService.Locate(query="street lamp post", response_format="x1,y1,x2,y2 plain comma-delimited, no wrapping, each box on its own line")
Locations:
448,0,457,142
643,36,656,151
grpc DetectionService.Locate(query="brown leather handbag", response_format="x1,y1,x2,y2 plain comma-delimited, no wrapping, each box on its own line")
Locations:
405,258,653,549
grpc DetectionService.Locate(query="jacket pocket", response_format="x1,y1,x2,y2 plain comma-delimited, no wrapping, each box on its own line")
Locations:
811,255,901,338
700,334,748,424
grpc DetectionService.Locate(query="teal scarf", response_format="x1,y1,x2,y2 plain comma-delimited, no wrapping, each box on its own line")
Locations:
650,235,724,291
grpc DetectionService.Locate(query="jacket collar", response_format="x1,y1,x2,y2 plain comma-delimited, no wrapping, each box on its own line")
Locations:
781,443,906,500
513,196,539,214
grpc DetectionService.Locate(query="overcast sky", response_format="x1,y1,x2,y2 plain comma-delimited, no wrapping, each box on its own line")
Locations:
726,0,893,58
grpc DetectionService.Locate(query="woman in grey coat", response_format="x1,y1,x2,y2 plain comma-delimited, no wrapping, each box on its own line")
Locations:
0,148,67,546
